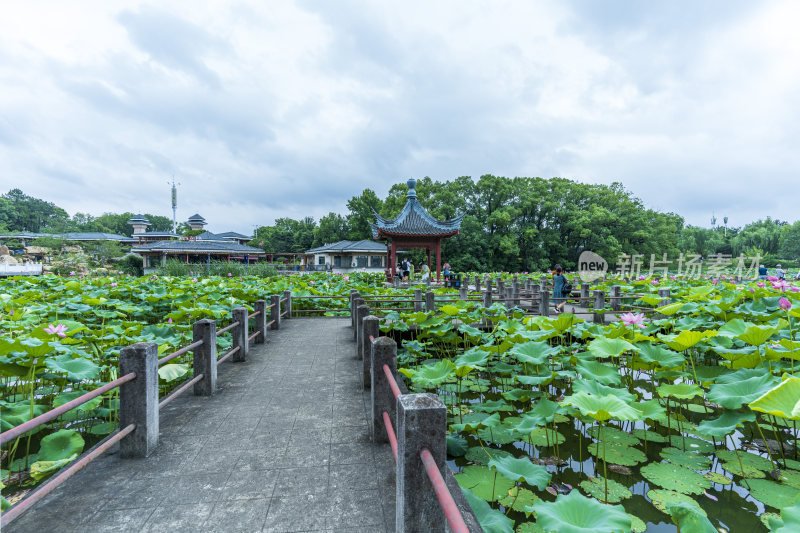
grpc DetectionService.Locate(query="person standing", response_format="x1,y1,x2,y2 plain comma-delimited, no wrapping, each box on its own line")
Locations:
758,264,768,280
402,257,410,281
420,262,430,281
409,261,415,280
552,264,567,314
776,264,786,280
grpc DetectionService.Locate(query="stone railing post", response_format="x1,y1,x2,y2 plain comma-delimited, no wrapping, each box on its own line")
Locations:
119,342,159,458
486,278,492,295
539,290,550,317
396,393,447,533
458,286,467,300
356,304,369,359
497,279,505,295
658,288,671,319
414,289,423,312
353,297,364,341
474,275,481,293
371,336,398,443
610,285,621,312
525,278,532,293
362,315,379,389
593,290,606,324
270,294,281,330
192,319,217,396
394,276,400,288
425,291,436,313
482,290,492,308
580,283,590,307
283,290,292,318
350,289,359,328
253,300,267,344
512,281,520,307
232,307,248,362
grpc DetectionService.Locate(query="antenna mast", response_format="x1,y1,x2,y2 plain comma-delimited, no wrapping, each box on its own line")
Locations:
170,177,179,233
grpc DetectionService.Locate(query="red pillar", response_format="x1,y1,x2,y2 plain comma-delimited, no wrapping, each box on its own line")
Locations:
426,247,431,272
435,240,441,282
390,241,397,277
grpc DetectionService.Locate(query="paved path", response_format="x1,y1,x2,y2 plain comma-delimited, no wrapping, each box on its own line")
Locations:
8,318,397,533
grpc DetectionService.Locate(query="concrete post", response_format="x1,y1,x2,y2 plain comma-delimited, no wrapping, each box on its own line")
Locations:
658,288,671,319
539,290,550,317
119,342,158,458
232,307,248,362
610,285,621,312
497,279,505,296
512,281,520,307
474,276,481,293
350,290,359,328
353,297,364,341
525,278,532,293
393,276,400,288
425,291,436,313
580,283,590,307
540,275,547,292
192,319,217,396
253,300,267,344
414,289,423,312
356,304,369,359
270,294,281,330
371,336,398,443
486,278,492,294
283,290,292,319
459,286,467,300
593,290,606,324
396,394,447,533
362,315,379,389
482,290,492,308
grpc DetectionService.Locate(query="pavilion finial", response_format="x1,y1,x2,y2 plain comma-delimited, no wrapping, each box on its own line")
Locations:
406,178,417,198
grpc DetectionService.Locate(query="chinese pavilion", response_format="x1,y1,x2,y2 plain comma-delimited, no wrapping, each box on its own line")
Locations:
370,179,464,281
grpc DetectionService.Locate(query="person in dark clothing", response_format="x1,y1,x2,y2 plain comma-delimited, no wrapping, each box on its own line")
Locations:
552,264,567,314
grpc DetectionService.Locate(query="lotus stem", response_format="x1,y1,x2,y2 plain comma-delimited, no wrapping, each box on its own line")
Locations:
769,414,788,469
754,417,779,472
601,422,608,503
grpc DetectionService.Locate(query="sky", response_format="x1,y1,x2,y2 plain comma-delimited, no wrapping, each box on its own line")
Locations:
1,1,798,235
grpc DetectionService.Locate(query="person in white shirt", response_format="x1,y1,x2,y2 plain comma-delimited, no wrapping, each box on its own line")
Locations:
776,264,786,280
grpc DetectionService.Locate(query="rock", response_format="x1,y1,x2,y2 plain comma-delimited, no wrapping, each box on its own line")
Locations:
0,245,9,255
0,255,19,265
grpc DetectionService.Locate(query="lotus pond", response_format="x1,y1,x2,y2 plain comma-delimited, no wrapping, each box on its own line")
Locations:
383,277,800,532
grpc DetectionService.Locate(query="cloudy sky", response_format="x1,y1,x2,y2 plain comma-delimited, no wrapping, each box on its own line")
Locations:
1,1,798,234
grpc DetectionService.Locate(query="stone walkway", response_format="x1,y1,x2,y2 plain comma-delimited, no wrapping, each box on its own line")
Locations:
7,318,397,533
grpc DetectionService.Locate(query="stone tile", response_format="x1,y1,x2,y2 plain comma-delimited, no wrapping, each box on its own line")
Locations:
330,442,376,465
329,464,379,491
331,425,371,444
204,497,270,532
328,489,385,529
141,502,215,531
81,507,157,532
272,466,330,496
222,470,279,501
235,448,289,472
263,493,330,532
164,472,232,504
100,474,179,510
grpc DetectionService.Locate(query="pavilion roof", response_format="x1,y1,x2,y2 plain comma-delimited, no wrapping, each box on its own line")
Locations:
370,179,464,239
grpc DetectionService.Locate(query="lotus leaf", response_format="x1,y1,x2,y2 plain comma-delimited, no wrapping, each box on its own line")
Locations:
708,369,778,409
586,426,640,446
579,476,632,503
30,455,79,481
576,360,621,386
158,363,189,382
632,428,668,443
455,465,515,501
529,428,565,447
587,442,647,466
450,412,501,433
659,330,716,351
657,383,703,400
44,353,101,381
52,390,103,412
779,469,800,489
668,435,715,454
455,347,490,369
573,381,636,403
703,471,733,485
37,429,85,462
640,462,711,494
647,489,706,516
406,360,454,388
695,410,756,437
588,337,634,358
632,399,667,423
666,501,717,533
478,426,518,445
461,488,515,533
633,343,685,369
720,461,767,478
509,341,561,365
747,478,800,509
532,490,632,533
749,376,800,420
561,392,640,422
489,455,551,490
660,447,712,470
498,486,539,514
473,399,515,413
737,325,779,346
446,435,468,457
765,495,800,532
515,374,554,387
464,446,513,465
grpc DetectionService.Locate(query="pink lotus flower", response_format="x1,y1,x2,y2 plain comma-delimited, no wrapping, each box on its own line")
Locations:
650,280,659,285
343,275,350,282
757,282,765,288
227,273,232,277
168,317,173,324
44,323,68,337
767,275,778,281
773,280,790,291
750,288,755,293
792,286,800,293
309,280,315,285
712,279,719,285
110,282,117,287
780,297,792,311
192,277,198,282
669,275,676,280
638,275,646,281
69,271,76,276
620,312,646,328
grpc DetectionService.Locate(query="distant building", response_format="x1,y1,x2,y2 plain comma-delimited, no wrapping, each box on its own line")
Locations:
0,232,136,248
305,240,387,272
128,215,181,244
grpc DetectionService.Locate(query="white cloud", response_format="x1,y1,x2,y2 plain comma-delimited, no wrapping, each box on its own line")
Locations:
0,0,798,234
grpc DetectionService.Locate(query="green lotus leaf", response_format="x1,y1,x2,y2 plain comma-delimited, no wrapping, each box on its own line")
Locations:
30,454,78,481
0,401,48,433
515,374,554,387
588,337,635,358
158,363,189,382
510,413,546,434
778,470,800,490
737,325,779,347
666,502,717,533
455,347,490,369
573,381,636,403
561,392,641,422
532,490,632,533
455,465,515,502
749,376,800,420
498,486,539,514
633,343,685,369
704,471,733,485
488,455,551,490
717,318,756,337
656,302,686,316
660,447,712,470
632,399,667,423
44,353,101,382
509,341,561,365
472,399,515,413
450,412,501,433
478,425,518,445
659,329,716,351
408,359,454,388
647,489,706,516
747,478,800,509
587,442,647,466
576,360,621,386
586,426,640,446
464,446,513,465
52,390,103,412
767,495,800,532
529,398,560,422
716,450,774,471
657,382,703,400
37,429,85,462
632,428,668,443
579,476,632,503
706,368,778,409
446,435,468,457
668,435,715,454
694,410,755,437
640,462,711,495
720,461,767,478
529,427,565,447
461,487,515,533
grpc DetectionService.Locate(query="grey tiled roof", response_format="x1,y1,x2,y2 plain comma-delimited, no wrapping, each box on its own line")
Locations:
370,198,463,238
217,231,251,240
194,231,225,241
61,232,137,242
130,240,265,254
306,240,387,254
187,214,206,222
138,231,180,237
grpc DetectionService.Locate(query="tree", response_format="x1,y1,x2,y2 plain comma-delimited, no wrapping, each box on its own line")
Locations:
0,189,69,232
346,189,383,240
313,212,347,247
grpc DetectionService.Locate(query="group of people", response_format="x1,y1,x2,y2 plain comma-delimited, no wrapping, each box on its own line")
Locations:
397,258,437,281
758,264,800,280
